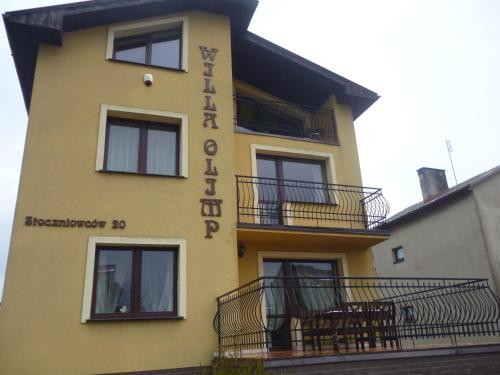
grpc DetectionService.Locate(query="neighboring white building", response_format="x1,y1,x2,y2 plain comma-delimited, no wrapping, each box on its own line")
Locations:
373,166,500,294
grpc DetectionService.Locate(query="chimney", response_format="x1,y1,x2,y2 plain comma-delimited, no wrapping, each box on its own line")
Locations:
417,167,449,202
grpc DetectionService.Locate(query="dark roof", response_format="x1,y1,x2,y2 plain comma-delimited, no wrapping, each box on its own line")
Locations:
4,0,379,118
232,32,379,119
383,165,500,228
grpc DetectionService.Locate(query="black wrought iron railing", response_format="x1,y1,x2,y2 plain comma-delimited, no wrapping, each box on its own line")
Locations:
236,176,390,230
214,277,500,353
235,95,338,144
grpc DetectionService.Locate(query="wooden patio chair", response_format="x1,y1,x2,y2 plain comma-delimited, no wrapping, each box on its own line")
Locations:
336,302,371,351
369,301,401,350
299,311,340,352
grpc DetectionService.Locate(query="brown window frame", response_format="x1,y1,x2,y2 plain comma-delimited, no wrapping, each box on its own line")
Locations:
90,246,179,321
263,258,339,278
103,117,181,177
256,155,328,184
112,28,183,71
256,155,330,226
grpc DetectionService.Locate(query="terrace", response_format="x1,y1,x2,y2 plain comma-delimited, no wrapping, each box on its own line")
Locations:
214,276,500,357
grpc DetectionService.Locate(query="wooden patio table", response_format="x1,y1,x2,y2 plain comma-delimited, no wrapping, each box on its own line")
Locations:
308,302,397,351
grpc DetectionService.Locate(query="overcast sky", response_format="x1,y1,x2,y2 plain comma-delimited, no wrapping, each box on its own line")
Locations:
1,0,499,298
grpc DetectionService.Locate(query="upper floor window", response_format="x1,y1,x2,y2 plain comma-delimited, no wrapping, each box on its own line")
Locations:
106,16,188,71
113,29,181,70
104,117,179,176
257,155,326,185
256,155,328,223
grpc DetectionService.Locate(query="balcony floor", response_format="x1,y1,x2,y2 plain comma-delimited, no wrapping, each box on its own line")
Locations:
229,342,500,360
237,223,390,249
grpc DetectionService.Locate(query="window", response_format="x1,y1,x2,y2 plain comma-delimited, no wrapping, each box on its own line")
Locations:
113,29,181,70
91,247,178,319
81,237,186,323
402,305,415,323
256,155,328,224
392,246,405,264
104,117,179,176
106,16,188,71
256,155,327,200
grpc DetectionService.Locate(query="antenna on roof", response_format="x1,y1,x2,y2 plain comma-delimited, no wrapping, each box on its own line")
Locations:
446,139,458,185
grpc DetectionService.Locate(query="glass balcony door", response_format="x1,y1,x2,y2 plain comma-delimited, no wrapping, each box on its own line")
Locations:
256,156,327,225
263,259,340,351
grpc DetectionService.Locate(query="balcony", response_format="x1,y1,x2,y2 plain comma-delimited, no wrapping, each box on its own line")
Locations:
236,176,390,231
214,277,500,356
234,95,338,144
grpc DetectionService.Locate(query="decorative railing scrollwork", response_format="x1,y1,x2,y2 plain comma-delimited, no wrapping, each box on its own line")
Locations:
236,176,390,230
215,277,500,352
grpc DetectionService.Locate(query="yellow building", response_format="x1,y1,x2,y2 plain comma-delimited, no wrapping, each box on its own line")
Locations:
2,1,499,374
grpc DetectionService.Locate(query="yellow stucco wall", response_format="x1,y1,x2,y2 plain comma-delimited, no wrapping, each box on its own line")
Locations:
238,242,376,287
0,10,377,375
0,11,239,375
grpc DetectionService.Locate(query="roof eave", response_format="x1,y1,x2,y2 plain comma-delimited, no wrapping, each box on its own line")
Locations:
233,32,380,117
4,0,259,111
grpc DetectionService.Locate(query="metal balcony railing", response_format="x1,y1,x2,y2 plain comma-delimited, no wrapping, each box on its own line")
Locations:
214,277,500,353
235,95,338,144
236,176,390,230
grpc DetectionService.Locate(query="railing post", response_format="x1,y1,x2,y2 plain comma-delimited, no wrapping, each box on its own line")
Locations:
216,296,222,353
236,176,240,224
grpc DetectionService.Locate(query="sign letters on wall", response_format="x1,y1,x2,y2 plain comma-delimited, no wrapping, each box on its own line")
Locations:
199,46,223,239
24,216,126,229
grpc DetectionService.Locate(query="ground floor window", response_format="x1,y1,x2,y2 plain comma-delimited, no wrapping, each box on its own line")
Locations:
91,247,178,319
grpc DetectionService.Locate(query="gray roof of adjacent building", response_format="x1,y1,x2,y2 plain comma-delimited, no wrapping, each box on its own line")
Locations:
382,164,500,228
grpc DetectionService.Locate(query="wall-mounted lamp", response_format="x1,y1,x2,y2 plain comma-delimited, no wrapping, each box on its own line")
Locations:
238,244,246,258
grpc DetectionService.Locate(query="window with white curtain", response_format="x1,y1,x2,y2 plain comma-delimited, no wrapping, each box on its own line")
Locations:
92,247,177,319
104,117,179,176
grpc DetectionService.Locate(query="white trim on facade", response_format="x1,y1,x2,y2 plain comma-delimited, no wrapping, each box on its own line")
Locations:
106,16,189,72
96,104,189,177
81,236,187,323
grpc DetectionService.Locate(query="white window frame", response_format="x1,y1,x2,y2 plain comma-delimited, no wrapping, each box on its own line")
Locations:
81,236,187,323
106,16,189,72
96,104,189,177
